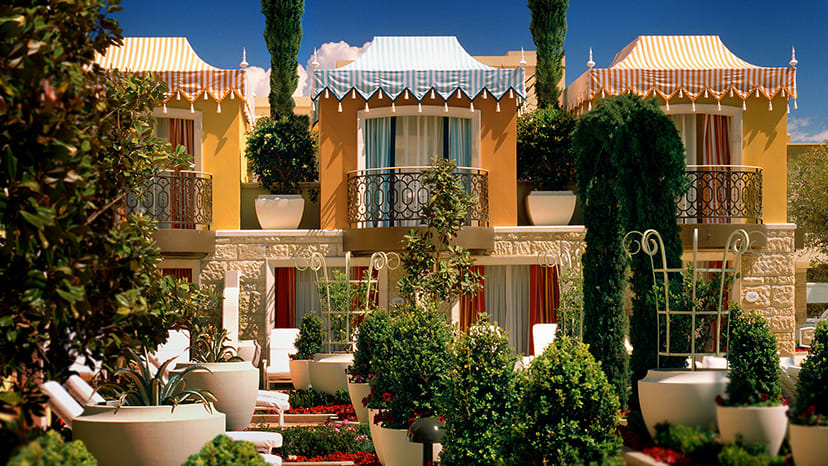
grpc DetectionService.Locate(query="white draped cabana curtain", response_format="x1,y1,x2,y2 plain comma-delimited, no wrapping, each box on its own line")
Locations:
484,265,531,355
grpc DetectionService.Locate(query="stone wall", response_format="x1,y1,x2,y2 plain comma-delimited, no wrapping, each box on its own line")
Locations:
492,226,586,258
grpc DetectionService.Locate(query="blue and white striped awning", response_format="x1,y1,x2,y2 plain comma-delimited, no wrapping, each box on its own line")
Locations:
312,36,526,102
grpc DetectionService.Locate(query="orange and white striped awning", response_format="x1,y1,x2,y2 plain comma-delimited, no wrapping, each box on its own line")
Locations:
95,37,253,122
565,36,797,113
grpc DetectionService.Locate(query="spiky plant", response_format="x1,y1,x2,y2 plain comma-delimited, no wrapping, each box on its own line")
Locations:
96,348,216,412
191,327,244,363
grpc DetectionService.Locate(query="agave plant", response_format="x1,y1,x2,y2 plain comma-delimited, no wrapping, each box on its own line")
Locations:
96,347,216,413
190,327,244,363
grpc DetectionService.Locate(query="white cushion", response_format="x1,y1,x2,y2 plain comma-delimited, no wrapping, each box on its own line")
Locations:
532,323,558,356
41,381,83,427
266,350,291,377
150,330,190,367
259,453,282,465
65,375,105,405
269,328,299,352
225,431,283,451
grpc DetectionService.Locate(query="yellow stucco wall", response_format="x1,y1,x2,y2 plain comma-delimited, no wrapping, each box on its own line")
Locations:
742,95,788,223
164,98,246,230
317,92,519,229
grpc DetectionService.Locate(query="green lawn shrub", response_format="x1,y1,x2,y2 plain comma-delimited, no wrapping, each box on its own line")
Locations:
8,430,97,466
294,313,322,360
791,319,828,425
348,309,392,384
182,434,264,465
723,308,781,406
256,421,373,457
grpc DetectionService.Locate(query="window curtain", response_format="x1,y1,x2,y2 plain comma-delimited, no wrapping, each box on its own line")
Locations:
161,268,192,282
395,116,443,166
701,114,732,224
459,265,486,332
484,265,530,355
167,118,196,228
448,117,471,167
529,264,560,355
365,117,393,227
295,269,321,328
169,118,195,159
274,268,296,329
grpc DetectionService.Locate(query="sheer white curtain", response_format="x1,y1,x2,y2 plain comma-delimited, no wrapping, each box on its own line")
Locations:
395,116,443,166
295,269,321,328
485,265,530,355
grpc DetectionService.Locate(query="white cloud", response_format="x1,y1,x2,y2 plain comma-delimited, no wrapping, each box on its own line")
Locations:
789,116,828,143
245,64,305,98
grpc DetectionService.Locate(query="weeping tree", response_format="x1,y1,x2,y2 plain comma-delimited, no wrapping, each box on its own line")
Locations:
611,95,687,411
261,0,304,117
572,98,630,407
528,0,568,108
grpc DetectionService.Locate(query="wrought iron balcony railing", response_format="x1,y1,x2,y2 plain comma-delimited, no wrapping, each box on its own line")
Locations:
125,170,212,230
676,165,762,224
347,166,489,228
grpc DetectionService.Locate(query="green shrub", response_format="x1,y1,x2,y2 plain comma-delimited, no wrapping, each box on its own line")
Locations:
182,434,265,465
516,107,576,190
288,388,350,408
509,336,621,464
245,114,317,195
653,423,720,464
717,443,786,466
256,420,373,457
723,308,781,406
349,309,392,383
556,265,584,340
791,319,828,425
294,313,322,360
439,318,519,465
8,430,97,466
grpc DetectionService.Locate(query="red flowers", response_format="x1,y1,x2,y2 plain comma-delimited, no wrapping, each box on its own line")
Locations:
289,451,380,465
382,391,392,402
642,447,693,466
714,394,725,406
760,393,770,401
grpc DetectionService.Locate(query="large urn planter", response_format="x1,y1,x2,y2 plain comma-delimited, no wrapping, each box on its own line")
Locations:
525,190,576,226
289,359,311,390
255,194,304,229
368,408,440,466
790,424,828,466
73,403,225,466
309,353,353,395
716,405,787,455
171,361,258,431
347,380,371,424
638,369,729,438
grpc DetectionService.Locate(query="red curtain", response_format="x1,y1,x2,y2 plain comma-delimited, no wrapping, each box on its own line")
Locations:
701,114,732,224
274,267,296,328
529,264,559,355
161,268,192,282
459,265,486,332
351,266,380,322
169,118,196,229
169,118,194,157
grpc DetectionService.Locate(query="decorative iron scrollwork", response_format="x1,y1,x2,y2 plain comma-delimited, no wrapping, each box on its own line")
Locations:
125,170,212,229
676,165,762,223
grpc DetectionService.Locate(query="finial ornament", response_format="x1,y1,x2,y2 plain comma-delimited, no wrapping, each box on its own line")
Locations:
312,48,320,68
519,47,527,68
240,47,248,69
789,46,798,67
587,48,595,69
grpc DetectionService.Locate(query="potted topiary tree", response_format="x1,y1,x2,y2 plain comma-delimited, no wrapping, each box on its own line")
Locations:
170,327,259,431
290,313,321,391
74,349,224,466
246,114,317,229
716,308,787,456
347,309,391,424
517,107,577,225
789,319,828,466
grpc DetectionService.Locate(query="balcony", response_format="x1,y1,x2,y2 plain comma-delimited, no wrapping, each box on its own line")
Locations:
125,170,215,258
344,166,493,253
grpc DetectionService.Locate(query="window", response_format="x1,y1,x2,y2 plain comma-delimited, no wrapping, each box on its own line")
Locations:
151,107,203,171
664,104,742,167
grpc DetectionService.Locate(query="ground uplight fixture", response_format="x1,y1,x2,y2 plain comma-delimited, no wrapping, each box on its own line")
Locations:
407,417,445,466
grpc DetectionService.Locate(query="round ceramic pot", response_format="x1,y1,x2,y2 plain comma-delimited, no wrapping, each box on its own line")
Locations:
309,353,353,395
525,190,577,226
255,194,304,229
73,403,225,466
347,380,371,424
717,405,788,455
790,424,828,466
170,361,258,431
638,369,729,438
367,409,386,465
289,359,311,390
367,408,442,466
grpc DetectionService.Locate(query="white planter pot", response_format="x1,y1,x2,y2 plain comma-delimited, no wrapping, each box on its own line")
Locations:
367,409,386,465
347,380,371,424
638,369,729,438
790,424,828,466
171,361,258,431
525,190,576,226
255,194,304,229
366,409,442,466
289,359,311,390
73,403,225,466
717,405,788,456
309,353,353,395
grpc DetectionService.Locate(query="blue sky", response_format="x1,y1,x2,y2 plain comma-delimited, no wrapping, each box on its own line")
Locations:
118,0,827,143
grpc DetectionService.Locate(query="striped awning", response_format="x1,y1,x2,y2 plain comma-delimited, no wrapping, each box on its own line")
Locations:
313,36,526,102
95,37,253,122
565,36,797,113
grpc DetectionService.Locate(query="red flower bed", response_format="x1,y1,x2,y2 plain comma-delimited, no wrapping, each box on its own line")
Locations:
286,404,356,421
287,451,380,465
641,447,694,466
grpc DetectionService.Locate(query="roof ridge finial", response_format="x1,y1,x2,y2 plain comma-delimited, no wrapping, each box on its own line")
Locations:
587,48,595,69
312,48,319,69
789,45,798,68
240,47,248,69
519,47,527,68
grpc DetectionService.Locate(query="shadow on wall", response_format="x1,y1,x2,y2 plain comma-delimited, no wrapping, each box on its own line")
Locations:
240,182,321,229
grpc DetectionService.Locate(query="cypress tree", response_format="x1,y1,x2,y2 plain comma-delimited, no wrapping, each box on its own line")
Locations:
261,0,304,117
528,0,568,108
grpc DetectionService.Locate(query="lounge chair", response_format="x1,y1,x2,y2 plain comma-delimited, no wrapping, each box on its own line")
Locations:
68,355,101,382
65,374,105,405
149,329,190,369
41,381,283,462
264,328,299,388
532,323,558,356
780,356,801,403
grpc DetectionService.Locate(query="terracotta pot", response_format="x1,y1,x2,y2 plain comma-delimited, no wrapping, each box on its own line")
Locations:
170,361,258,431
347,380,371,424
638,369,729,438
790,424,828,466
717,405,788,455
73,403,225,466
309,353,353,395
289,359,311,390
255,194,304,229
525,190,576,226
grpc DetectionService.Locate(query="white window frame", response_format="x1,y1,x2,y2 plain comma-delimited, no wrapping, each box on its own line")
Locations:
356,105,481,170
152,107,204,172
661,104,743,166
